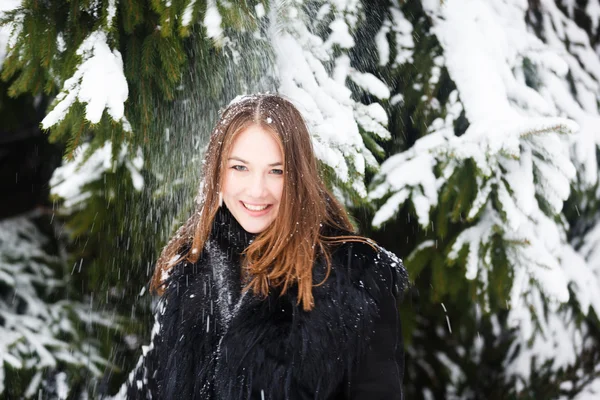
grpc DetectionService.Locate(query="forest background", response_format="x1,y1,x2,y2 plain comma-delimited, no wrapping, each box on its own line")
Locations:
1,0,600,398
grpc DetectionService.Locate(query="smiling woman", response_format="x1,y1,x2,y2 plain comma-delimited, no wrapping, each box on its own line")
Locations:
223,124,284,233
123,94,408,400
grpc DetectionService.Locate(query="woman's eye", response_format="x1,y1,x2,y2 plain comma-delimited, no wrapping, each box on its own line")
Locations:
271,169,284,175
232,165,247,171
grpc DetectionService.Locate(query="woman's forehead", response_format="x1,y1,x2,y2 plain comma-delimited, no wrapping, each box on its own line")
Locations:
228,125,283,163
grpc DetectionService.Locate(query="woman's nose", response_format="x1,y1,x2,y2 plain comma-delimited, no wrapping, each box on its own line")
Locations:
247,173,267,198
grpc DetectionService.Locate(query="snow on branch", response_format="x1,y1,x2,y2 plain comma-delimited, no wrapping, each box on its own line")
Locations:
0,0,21,68
203,0,223,40
268,1,390,198
370,0,600,386
375,5,414,68
50,141,144,210
579,214,600,274
0,212,117,395
42,30,129,129
535,0,600,186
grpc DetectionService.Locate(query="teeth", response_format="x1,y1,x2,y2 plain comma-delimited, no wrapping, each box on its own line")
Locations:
243,202,268,211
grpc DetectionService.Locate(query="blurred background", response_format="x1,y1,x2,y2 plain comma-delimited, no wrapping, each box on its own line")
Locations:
1,0,600,398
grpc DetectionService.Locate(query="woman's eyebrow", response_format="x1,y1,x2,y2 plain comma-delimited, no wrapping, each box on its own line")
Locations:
229,157,282,167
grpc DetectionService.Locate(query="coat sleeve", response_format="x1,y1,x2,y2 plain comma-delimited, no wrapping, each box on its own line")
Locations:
118,297,166,399
345,248,407,400
116,263,185,400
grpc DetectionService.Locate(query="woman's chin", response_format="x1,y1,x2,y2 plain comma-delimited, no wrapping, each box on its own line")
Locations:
238,219,270,234
231,208,275,234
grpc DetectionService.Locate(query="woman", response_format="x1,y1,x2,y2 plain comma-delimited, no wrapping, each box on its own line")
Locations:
123,94,408,399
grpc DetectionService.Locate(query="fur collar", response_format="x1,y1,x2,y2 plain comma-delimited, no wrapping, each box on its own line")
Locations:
210,205,256,255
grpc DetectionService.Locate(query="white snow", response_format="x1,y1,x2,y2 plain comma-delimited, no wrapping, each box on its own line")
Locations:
268,0,390,198
50,142,145,210
255,3,265,19
323,18,355,50
204,0,223,40
586,0,600,34
348,70,390,99
371,188,410,228
370,151,439,227
580,219,600,272
389,7,414,67
107,0,117,28
56,33,66,53
572,376,600,400
42,30,129,128
0,0,21,67
0,212,115,395
375,21,390,66
181,0,197,27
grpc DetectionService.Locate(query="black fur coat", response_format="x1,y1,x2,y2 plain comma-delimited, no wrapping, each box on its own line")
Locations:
123,207,408,399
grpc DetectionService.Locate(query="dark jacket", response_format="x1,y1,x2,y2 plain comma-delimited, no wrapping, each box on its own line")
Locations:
123,207,408,399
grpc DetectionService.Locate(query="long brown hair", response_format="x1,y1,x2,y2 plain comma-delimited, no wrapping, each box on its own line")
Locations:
150,94,374,311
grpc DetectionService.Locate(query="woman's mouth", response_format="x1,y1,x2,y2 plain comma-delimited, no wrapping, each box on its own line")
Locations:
241,201,272,215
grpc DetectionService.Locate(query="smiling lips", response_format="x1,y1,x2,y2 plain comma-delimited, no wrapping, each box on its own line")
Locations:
241,201,271,214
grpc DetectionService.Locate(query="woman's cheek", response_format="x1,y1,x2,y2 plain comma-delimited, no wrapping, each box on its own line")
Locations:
229,172,243,192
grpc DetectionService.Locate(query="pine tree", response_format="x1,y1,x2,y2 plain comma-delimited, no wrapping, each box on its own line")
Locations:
354,0,600,397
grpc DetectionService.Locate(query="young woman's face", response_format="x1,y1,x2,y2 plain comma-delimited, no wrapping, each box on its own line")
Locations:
222,124,284,233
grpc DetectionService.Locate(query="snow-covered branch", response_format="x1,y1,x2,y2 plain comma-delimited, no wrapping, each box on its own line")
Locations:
269,0,390,198
0,212,118,396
